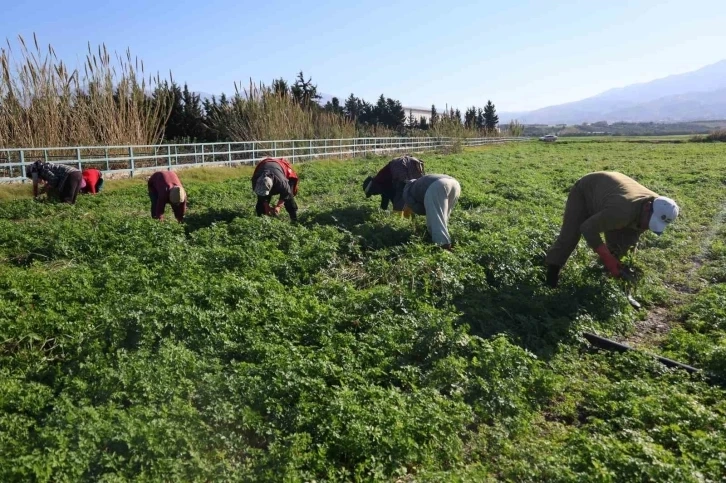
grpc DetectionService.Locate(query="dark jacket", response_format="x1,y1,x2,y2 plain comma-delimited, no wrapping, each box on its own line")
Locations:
367,156,424,210
28,161,79,191
251,161,294,201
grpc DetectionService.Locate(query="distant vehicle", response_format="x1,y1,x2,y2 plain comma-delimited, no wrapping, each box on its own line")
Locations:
539,134,558,142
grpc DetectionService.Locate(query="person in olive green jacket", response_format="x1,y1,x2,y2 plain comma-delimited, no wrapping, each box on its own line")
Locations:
546,171,679,288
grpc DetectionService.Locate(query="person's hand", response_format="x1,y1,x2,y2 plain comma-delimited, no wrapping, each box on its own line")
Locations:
595,244,622,277
272,206,281,216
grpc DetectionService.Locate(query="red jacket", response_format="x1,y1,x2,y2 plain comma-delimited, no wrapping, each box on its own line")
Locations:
148,171,186,222
81,169,102,194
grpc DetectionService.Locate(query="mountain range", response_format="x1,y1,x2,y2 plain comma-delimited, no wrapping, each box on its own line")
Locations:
499,59,726,125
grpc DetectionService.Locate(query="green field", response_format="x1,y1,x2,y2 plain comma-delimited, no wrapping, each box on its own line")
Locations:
2,140,726,481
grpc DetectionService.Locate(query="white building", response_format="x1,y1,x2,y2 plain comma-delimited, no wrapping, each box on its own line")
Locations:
404,107,435,123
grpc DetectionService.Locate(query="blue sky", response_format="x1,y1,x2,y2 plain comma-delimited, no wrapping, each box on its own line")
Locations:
3,0,725,112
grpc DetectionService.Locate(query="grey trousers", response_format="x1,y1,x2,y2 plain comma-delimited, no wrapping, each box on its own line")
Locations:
423,177,461,245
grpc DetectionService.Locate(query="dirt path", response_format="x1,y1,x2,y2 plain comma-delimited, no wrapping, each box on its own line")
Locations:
618,200,726,348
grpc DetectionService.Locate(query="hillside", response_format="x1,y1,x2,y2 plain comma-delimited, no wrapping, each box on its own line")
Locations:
501,59,726,124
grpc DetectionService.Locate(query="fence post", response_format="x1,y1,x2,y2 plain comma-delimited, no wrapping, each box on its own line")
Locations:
309,139,313,160
324,139,327,159
291,141,295,164
76,148,82,171
129,147,135,177
201,144,205,165
167,145,172,170
105,148,110,172
227,143,232,166
274,141,277,158
252,142,256,165
19,150,26,180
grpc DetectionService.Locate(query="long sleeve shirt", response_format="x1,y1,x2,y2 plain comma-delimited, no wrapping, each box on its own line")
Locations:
148,171,186,221
575,171,657,248
251,161,294,201
29,161,79,190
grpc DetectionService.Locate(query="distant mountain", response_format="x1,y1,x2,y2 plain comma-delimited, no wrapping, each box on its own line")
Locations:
500,59,726,124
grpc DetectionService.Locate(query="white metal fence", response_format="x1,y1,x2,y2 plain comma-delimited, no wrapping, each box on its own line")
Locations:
0,136,529,183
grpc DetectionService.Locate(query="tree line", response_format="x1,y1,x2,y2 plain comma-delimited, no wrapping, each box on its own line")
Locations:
152,71,501,143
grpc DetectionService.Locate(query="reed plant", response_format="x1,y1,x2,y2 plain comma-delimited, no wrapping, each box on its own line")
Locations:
0,34,170,149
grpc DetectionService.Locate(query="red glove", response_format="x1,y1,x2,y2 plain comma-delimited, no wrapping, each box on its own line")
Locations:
595,244,622,277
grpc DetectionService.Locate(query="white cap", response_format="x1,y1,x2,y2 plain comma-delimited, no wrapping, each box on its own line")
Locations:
649,196,679,235
255,176,273,196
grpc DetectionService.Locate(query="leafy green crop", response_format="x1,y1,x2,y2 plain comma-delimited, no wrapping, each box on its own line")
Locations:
1,141,726,481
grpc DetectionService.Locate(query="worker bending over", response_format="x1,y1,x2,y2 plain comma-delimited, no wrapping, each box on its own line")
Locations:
148,171,187,223
251,157,299,221
363,154,425,212
402,174,461,250
80,168,104,194
545,171,679,288
27,161,83,204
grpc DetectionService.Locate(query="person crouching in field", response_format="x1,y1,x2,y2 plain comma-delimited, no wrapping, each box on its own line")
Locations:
148,171,187,223
402,174,461,250
362,154,425,213
251,157,299,221
545,171,679,288
27,160,83,204
80,168,104,195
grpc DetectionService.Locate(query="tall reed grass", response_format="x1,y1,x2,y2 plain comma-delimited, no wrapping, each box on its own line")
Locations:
0,34,170,149
207,81,356,141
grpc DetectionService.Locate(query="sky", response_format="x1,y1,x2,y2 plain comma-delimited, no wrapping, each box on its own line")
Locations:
2,0,726,113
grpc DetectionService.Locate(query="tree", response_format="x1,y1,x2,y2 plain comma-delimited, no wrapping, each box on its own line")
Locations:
464,107,477,129
419,116,429,130
324,96,344,116
182,83,205,141
358,101,375,126
483,100,499,131
374,94,388,127
454,109,462,125
407,110,416,128
344,94,360,120
290,71,321,108
387,98,406,129
163,82,185,141
476,108,484,130
272,78,289,97
430,104,438,127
